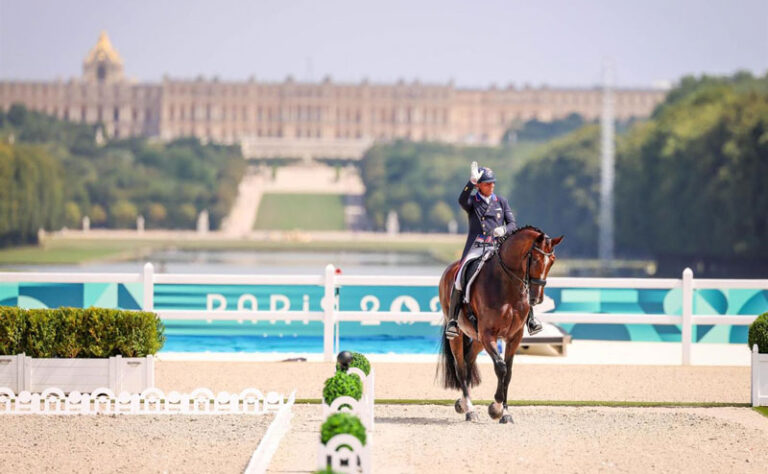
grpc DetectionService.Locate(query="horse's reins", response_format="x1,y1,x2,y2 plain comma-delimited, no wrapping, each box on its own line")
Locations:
495,237,553,301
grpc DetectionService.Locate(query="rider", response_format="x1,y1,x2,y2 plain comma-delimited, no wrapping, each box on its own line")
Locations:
445,161,543,339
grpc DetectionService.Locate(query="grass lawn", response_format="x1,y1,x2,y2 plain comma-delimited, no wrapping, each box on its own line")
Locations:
254,193,346,231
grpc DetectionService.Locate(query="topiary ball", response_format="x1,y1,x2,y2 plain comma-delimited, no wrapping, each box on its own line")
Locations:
320,412,367,446
335,351,371,376
748,312,768,354
323,371,363,405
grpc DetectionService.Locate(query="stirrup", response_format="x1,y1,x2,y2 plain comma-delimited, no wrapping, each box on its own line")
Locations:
527,315,543,336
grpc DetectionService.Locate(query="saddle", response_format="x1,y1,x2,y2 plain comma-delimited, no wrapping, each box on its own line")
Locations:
457,249,494,333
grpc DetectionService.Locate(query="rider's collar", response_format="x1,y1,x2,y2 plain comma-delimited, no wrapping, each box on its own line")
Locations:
475,193,496,204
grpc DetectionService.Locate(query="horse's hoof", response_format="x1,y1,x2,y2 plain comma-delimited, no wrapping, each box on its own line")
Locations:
500,414,514,424
488,402,504,420
454,399,465,414
465,411,479,422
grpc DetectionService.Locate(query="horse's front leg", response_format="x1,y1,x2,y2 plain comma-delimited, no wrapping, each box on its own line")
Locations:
499,331,524,424
479,331,506,420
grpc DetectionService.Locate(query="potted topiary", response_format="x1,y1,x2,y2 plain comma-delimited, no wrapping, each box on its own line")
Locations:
335,351,375,430
749,312,768,406
0,306,164,394
336,351,370,376
323,371,363,408
318,412,370,473
320,412,367,447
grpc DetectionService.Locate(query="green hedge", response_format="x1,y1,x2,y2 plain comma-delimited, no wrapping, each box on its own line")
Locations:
0,306,165,358
749,312,768,354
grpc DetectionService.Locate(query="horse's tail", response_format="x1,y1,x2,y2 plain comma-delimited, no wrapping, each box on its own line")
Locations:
437,326,481,390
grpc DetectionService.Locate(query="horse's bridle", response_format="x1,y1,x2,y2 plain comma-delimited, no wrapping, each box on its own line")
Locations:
495,237,554,300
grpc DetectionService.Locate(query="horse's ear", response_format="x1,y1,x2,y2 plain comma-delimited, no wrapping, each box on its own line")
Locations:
551,235,564,246
536,233,546,243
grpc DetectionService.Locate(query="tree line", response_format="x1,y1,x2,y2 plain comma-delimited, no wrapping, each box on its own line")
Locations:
0,105,245,246
361,72,768,271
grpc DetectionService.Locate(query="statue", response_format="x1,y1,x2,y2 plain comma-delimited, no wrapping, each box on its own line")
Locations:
386,210,399,235
197,210,209,234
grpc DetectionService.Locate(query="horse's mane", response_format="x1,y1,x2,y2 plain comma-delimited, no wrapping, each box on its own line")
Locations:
498,225,544,244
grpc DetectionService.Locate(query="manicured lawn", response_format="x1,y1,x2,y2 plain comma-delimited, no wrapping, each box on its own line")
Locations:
254,193,346,231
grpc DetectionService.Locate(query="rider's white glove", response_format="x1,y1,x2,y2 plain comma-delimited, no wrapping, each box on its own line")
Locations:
493,226,506,238
470,161,484,184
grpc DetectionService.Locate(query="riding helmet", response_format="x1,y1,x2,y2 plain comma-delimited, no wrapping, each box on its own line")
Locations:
478,167,496,183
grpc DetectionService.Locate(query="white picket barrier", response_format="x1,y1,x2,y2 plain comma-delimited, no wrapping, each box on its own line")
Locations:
0,386,291,415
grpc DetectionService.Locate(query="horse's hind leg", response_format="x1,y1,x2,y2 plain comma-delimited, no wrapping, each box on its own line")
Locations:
450,335,478,421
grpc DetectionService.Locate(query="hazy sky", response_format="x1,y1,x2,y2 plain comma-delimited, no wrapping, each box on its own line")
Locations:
1,0,766,88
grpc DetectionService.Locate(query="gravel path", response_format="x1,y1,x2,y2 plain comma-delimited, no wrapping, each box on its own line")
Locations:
0,415,273,473
269,404,768,473
156,361,751,403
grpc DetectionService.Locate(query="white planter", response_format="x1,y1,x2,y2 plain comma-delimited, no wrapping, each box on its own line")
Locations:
323,368,374,430
752,345,768,407
0,354,154,394
317,434,371,474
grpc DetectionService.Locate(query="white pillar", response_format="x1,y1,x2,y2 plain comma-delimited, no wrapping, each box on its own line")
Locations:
143,263,154,311
681,267,693,365
322,264,337,361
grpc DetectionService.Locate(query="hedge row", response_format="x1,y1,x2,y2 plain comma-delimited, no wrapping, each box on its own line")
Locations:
0,306,165,358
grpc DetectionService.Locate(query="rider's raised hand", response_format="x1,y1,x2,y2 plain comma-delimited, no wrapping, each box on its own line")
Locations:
470,161,484,184
493,226,506,238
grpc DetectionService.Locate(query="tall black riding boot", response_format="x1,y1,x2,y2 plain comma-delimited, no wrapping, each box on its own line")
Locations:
445,288,463,340
526,308,543,336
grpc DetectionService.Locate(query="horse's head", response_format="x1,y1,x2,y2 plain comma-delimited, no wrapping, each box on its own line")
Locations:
527,232,564,305
498,227,564,305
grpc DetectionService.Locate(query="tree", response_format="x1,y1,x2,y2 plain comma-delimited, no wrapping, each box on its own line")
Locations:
90,205,107,226
147,203,167,227
512,126,601,256
400,202,422,230
64,202,82,228
428,201,454,230
615,72,768,267
110,200,138,228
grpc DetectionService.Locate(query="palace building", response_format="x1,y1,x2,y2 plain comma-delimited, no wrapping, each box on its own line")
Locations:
0,32,667,159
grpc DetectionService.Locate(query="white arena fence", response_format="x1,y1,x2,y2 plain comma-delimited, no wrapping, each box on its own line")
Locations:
0,264,765,365
0,386,295,415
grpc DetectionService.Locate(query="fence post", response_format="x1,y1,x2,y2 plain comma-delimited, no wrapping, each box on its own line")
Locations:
681,267,693,365
323,264,337,361
753,344,758,406
143,262,154,311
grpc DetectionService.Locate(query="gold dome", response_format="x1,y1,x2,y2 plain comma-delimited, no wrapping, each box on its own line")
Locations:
84,31,123,65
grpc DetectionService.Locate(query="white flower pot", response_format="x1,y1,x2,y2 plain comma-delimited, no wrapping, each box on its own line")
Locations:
752,345,768,407
0,354,154,394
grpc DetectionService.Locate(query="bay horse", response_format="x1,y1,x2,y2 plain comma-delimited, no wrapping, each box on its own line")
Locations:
437,226,563,423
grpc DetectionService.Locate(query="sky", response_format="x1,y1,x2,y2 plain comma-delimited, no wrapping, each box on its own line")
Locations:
0,0,766,88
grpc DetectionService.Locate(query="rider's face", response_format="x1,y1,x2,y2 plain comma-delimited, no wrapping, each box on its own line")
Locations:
477,182,494,197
